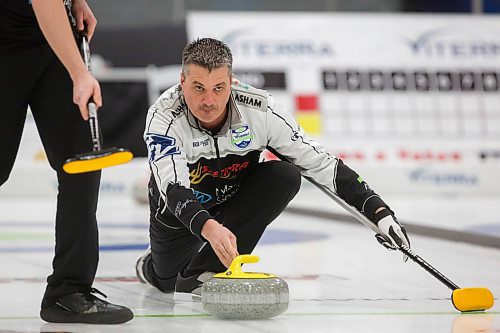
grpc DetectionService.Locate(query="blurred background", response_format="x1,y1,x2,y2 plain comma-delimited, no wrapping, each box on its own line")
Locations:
1,3,499,331
2,0,500,213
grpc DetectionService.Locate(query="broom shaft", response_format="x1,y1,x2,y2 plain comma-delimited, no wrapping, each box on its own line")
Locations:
305,176,382,235
88,102,101,151
305,176,461,291
81,34,101,152
398,244,460,291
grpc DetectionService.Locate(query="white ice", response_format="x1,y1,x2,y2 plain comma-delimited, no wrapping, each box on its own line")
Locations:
0,188,499,333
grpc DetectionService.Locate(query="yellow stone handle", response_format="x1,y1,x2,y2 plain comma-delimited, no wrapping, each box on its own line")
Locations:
214,254,276,279
228,254,259,274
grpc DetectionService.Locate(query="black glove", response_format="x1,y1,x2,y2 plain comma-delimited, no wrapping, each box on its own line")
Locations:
374,209,411,262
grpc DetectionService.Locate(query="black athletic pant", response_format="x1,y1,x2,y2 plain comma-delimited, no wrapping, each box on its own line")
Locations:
146,160,301,292
0,43,101,308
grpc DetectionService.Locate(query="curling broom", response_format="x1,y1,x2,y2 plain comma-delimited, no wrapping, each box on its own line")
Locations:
306,177,495,312
63,33,133,174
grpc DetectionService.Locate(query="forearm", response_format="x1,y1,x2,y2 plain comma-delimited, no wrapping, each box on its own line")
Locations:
32,0,87,80
165,182,212,238
201,219,220,240
334,159,390,221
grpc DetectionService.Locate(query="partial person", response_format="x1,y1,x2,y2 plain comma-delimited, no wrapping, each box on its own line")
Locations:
0,0,133,324
136,38,410,296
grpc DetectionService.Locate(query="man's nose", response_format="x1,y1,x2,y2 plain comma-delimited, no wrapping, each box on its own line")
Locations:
202,91,215,106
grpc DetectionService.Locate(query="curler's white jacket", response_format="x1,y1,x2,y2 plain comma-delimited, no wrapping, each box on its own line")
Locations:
144,81,388,238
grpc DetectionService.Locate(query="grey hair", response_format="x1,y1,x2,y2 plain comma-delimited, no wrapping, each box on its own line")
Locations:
181,38,233,75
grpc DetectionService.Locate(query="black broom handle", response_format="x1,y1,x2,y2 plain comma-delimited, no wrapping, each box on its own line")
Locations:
399,244,460,290
305,176,461,291
80,34,101,152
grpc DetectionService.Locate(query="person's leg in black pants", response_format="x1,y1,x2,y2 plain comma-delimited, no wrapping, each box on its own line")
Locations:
0,44,101,307
144,220,204,292
140,174,205,292
31,47,102,308
141,160,301,293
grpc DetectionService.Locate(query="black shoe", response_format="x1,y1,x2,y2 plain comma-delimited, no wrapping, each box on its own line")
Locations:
175,272,215,296
40,288,133,324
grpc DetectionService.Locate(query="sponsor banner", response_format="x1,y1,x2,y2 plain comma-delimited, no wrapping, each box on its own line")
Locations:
260,148,500,195
348,165,500,196
3,156,498,198
187,12,500,142
187,12,500,70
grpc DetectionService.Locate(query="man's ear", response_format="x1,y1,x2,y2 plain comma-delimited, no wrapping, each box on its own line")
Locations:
180,72,185,85
231,74,239,86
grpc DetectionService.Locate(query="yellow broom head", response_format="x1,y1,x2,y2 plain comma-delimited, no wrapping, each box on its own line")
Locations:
452,287,495,312
63,148,133,174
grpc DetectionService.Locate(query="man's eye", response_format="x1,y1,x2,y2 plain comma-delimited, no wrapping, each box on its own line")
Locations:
195,86,204,91
214,86,223,91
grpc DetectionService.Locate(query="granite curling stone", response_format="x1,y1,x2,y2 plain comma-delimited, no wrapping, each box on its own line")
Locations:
201,254,289,319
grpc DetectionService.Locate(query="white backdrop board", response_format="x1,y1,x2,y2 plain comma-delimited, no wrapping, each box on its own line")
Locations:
186,12,500,196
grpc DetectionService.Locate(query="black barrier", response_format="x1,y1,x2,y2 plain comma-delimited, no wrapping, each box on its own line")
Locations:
91,23,187,67
99,82,149,157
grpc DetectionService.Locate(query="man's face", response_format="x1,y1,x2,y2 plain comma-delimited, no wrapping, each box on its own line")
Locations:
181,64,232,131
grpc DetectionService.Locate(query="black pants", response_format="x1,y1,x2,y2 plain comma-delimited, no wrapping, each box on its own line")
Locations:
146,160,301,292
0,43,101,308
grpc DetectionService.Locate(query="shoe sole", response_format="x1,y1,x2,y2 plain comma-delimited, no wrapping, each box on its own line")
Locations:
40,307,134,324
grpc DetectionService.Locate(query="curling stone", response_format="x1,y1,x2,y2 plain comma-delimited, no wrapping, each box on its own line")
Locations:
201,254,289,319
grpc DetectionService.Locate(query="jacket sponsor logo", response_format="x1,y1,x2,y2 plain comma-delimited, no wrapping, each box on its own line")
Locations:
193,190,212,204
171,100,187,118
234,93,263,108
409,168,478,186
145,133,181,163
193,137,210,148
216,184,239,204
190,161,249,185
231,125,253,149
174,198,197,217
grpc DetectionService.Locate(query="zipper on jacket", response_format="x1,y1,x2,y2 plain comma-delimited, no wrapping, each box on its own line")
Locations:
213,137,221,177
213,136,222,204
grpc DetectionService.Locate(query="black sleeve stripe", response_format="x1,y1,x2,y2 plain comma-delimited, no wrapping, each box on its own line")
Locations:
165,117,173,134
332,158,339,193
149,115,177,203
164,118,178,184
145,107,158,133
146,107,162,191
268,106,322,155
170,154,178,183
151,160,162,191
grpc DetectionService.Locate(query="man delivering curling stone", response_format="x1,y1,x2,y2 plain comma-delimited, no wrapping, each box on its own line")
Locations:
136,37,411,296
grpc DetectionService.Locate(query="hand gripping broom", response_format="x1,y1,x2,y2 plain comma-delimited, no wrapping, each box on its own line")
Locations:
63,33,133,174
